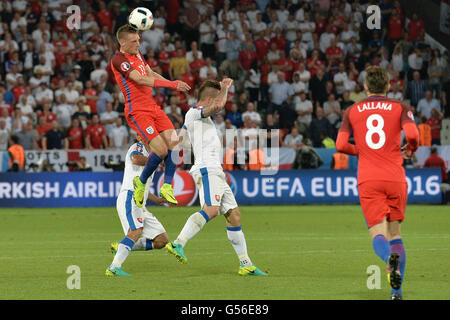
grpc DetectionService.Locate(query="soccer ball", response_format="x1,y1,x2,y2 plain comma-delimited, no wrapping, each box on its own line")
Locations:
128,7,154,31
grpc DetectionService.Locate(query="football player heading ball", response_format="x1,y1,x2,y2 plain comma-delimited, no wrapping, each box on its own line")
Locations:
110,25,191,207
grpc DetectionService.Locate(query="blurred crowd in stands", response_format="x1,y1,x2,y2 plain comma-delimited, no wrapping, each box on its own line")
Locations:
0,0,449,172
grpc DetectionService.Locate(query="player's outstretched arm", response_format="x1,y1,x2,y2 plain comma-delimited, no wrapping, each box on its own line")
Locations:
128,69,191,92
202,78,234,118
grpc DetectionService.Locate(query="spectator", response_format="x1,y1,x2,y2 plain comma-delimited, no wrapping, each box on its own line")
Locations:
428,58,444,98
268,71,294,114
244,61,261,103
183,0,201,47
54,94,75,130
333,62,348,97
349,83,367,102
387,83,404,101
169,48,189,80
323,93,341,127
424,146,448,183
220,30,241,79
238,40,258,74
42,120,65,150
417,90,441,119
340,91,355,110
166,103,184,129
331,152,349,169
16,95,34,120
426,109,443,145
407,71,426,106
84,80,99,114
407,49,423,79
309,66,329,105
282,127,303,149
199,16,216,59
7,135,25,171
418,116,432,146
226,103,243,128
73,98,91,128
109,118,129,150
291,72,307,102
295,92,313,129
186,41,203,63
16,120,38,150
199,57,218,83
85,114,108,150
100,102,119,137
407,12,425,41
321,131,336,148
35,82,54,106
62,81,80,106
309,107,332,148
242,102,262,128
0,119,9,151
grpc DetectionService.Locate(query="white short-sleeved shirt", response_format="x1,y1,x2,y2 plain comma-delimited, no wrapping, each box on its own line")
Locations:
241,111,262,124
109,125,129,149
184,106,222,172
295,99,313,124
100,111,119,136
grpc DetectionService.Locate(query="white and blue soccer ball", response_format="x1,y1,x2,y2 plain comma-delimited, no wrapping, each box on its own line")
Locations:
128,7,154,31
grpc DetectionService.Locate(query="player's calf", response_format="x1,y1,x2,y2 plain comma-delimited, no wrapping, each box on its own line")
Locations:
152,233,169,249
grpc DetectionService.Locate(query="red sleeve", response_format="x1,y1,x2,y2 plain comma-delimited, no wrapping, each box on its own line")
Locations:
400,102,416,127
111,53,135,78
400,102,419,152
339,107,352,133
403,122,419,152
336,108,358,155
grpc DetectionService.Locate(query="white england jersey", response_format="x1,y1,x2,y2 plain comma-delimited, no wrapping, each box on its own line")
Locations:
119,142,154,203
183,106,222,172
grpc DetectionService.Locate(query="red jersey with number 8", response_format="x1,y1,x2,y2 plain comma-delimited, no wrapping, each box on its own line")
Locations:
340,96,416,184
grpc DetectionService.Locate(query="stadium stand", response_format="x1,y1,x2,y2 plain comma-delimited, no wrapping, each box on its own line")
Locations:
0,0,449,172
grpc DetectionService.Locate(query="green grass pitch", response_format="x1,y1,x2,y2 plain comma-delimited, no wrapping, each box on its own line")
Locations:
0,205,448,300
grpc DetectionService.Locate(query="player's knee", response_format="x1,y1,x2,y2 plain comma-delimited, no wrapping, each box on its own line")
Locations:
203,206,219,220
153,233,169,249
127,227,143,241
226,207,241,226
155,145,168,159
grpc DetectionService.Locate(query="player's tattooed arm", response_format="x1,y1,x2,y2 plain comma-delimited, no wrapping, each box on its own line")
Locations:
129,69,191,91
145,64,168,81
202,78,234,118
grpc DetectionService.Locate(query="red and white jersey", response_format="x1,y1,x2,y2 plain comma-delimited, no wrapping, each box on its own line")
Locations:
110,50,157,114
340,96,416,184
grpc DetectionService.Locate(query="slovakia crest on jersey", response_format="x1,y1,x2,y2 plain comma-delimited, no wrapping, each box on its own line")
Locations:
135,143,144,153
121,62,130,72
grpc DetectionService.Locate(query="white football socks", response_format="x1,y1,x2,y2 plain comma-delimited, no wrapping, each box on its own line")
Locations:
227,226,252,267
110,237,134,269
174,210,209,247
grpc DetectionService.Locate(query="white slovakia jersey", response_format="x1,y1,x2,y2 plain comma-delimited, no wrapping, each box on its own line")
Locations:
183,106,222,172
119,142,154,203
